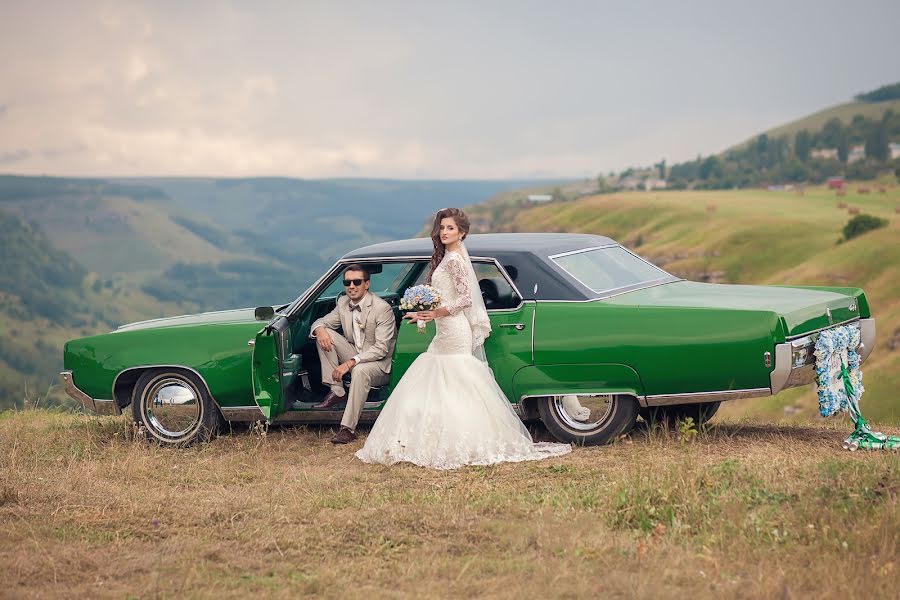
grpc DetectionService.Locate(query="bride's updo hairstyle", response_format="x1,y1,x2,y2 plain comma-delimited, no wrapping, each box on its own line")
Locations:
428,207,470,282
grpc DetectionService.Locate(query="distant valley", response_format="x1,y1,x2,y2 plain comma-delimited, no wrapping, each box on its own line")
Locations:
0,175,560,408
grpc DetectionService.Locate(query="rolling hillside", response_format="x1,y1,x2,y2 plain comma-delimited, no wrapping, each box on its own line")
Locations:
0,175,561,408
467,181,900,424
757,99,900,145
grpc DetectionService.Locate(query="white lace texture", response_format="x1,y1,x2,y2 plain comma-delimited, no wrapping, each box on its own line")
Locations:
426,252,476,355
355,247,572,469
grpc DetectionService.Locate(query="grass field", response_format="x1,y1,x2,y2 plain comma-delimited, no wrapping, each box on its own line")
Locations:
1,411,898,599
500,182,900,425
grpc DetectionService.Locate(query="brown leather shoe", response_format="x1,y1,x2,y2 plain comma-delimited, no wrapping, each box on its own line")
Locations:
331,427,357,444
313,391,346,409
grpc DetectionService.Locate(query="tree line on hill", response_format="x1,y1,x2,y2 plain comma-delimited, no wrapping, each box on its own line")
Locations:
666,109,900,189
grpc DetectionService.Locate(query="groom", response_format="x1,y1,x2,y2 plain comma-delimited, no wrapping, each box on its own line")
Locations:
309,264,396,444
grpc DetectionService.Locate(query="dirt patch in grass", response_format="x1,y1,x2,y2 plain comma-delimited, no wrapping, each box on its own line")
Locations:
1,410,898,598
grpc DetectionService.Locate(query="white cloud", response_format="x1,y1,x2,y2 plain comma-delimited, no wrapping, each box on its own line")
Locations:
0,0,898,178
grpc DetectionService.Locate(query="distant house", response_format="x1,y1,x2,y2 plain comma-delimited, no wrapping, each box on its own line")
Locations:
847,145,866,164
827,176,845,189
890,142,900,160
810,148,838,160
643,177,667,191
619,173,666,191
527,194,553,203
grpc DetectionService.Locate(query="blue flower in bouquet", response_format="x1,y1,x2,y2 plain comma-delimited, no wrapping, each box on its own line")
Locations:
400,285,442,311
400,285,442,332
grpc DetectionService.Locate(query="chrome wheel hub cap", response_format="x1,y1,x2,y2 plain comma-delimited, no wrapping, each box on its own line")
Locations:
145,378,202,438
553,394,615,431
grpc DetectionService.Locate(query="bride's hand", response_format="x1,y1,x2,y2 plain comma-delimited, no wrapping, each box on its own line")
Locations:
414,310,435,322
402,312,419,323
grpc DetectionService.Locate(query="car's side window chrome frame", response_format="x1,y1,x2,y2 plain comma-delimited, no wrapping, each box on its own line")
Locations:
288,255,525,319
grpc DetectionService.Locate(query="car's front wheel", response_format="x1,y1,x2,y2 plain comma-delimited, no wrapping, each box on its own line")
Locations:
538,394,639,446
131,369,222,446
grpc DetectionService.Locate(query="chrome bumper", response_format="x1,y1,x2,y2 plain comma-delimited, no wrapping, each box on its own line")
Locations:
770,318,875,395
59,371,120,415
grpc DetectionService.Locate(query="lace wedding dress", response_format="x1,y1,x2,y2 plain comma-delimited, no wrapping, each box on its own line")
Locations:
355,247,572,469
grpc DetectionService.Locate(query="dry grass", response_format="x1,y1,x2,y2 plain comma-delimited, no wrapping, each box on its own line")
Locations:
1,410,898,599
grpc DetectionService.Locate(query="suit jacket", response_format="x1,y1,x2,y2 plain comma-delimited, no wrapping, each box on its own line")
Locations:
310,293,397,372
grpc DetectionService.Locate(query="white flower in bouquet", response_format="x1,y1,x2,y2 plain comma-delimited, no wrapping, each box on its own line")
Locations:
400,285,442,333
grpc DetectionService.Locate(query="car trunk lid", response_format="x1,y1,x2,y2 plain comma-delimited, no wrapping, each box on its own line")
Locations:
605,281,863,337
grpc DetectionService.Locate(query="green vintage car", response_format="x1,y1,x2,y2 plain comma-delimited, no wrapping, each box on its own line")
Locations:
61,233,876,446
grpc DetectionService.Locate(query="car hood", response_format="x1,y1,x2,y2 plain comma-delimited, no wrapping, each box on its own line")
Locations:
606,281,862,337
114,307,261,332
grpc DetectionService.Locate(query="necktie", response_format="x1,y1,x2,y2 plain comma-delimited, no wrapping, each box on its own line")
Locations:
349,303,361,312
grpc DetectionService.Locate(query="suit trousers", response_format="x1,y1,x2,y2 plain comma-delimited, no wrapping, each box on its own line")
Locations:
316,333,390,430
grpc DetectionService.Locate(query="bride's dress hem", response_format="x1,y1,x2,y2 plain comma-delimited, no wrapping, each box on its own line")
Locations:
354,351,571,470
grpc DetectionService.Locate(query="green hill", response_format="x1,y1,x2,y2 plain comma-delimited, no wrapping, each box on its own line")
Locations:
468,182,900,424
742,99,900,149
0,209,193,409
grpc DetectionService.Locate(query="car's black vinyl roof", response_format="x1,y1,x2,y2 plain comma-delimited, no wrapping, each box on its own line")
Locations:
343,233,616,260
340,233,627,301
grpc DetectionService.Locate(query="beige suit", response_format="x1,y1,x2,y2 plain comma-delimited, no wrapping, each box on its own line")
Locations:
310,292,396,430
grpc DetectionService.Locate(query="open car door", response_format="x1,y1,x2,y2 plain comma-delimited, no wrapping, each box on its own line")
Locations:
251,316,288,421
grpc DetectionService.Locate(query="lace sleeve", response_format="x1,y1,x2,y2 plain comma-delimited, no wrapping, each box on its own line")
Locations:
443,255,473,315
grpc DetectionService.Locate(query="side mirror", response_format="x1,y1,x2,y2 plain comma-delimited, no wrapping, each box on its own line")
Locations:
254,306,275,321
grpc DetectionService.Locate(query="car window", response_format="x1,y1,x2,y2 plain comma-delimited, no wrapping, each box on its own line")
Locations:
551,246,671,294
319,262,419,299
411,260,520,310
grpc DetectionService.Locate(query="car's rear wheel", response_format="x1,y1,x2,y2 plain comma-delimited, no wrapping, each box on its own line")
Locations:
639,401,720,426
538,394,639,446
131,369,222,446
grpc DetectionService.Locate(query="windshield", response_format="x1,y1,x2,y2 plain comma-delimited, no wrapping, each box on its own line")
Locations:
551,246,673,294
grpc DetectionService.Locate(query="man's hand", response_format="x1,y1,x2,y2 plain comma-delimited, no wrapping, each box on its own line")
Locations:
331,359,355,382
315,327,333,352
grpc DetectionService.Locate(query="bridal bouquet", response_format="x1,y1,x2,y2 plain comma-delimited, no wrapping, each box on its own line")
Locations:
400,284,442,333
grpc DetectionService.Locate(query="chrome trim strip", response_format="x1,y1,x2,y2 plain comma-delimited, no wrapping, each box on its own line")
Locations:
785,317,860,341
112,365,218,413
784,363,816,388
770,343,793,394
859,318,876,363
530,306,536,364
520,391,643,406
644,388,771,407
220,406,266,421
60,371,120,415
547,244,619,259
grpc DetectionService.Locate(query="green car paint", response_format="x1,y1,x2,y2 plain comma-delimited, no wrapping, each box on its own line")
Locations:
60,234,875,445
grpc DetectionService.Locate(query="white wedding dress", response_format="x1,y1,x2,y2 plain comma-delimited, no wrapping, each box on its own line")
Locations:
355,246,572,469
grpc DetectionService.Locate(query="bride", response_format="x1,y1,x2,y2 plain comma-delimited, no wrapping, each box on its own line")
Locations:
355,208,572,469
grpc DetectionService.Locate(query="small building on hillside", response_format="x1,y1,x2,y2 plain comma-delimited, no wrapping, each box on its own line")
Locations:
643,177,667,191
847,145,866,164
811,148,838,160
827,176,846,189
527,194,553,203
890,142,900,160
619,173,667,191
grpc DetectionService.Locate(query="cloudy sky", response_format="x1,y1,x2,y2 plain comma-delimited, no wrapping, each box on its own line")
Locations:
1,0,898,179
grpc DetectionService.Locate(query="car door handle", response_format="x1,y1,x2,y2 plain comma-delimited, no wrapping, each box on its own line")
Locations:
499,323,526,331
247,339,256,347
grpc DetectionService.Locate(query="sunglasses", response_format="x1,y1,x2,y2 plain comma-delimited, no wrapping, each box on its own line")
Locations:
343,278,367,287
